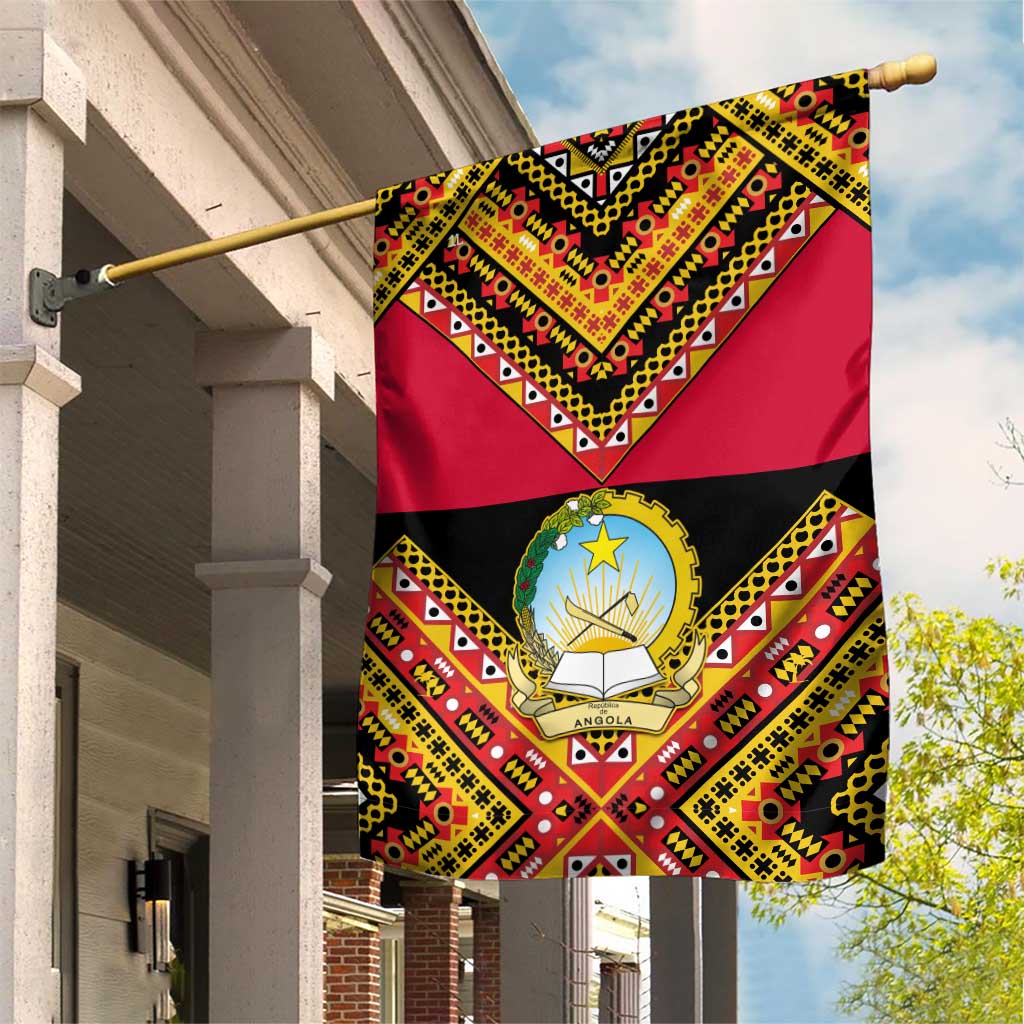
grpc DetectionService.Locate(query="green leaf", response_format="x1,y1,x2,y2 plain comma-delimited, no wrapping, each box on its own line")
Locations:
750,557,1024,1024
536,527,559,550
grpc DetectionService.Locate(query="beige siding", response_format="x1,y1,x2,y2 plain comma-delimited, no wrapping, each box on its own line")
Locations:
57,603,209,1023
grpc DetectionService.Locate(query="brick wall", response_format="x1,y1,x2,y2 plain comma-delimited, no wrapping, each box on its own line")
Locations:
472,902,501,1023
323,855,384,1024
401,881,463,1024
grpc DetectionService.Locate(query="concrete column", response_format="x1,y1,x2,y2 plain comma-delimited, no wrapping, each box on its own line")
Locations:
650,877,699,1024
195,327,334,1023
401,880,462,1024
701,880,738,1024
566,876,592,1024
472,902,500,1024
0,25,84,1024
599,961,641,1024
500,877,591,1024
649,877,737,1024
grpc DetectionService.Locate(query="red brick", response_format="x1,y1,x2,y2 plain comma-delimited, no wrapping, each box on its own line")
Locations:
323,856,384,1024
402,881,462,1024
473,903,501,1023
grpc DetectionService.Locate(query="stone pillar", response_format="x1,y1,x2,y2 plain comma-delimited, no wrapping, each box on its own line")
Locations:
195,327,334,1023
599,961,641,1024
649,877,699,1024
323,856,384,1024
566,877,592,1024
0,25,84,1024
701,880,738,1024
500,877,591,1024
472,902,500,1024
401,880,462,1024
649,877,737,1024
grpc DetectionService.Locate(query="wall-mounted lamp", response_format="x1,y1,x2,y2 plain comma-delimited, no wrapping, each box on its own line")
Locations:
129,858,172,971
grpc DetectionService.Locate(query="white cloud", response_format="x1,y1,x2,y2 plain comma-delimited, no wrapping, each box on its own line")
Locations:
502,0,1024,620
525,2,1022,274
873,265,1024,622
478,5,1024,1015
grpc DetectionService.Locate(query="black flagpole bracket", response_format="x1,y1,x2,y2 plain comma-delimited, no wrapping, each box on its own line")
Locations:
29,265,115,327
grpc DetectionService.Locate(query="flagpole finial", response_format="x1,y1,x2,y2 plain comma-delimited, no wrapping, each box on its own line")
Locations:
868,53,937,92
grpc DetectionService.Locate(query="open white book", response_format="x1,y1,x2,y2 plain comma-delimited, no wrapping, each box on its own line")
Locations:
547,645,662,700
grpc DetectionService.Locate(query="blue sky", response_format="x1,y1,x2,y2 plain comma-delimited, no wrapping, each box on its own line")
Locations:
467,2,1023,1021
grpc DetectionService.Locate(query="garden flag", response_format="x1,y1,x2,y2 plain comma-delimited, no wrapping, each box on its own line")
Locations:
359,69,888,881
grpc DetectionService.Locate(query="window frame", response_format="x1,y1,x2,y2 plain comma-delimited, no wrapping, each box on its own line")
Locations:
54,658,79,1023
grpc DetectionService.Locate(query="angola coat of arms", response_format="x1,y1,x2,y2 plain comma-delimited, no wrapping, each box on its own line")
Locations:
360,69,890,881
509,490,707,738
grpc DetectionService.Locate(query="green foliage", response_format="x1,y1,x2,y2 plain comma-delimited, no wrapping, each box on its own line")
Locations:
512,490,611,613
543,489,611,535
750,560,1024,1024
168,949,186,1023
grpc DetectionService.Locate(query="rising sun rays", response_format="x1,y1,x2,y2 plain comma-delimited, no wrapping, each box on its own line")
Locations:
546,557,665,653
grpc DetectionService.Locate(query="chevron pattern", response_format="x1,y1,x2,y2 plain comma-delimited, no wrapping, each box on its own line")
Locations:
779,820,825,859
499,834,539,872
375,71,869,481
362,70,887,882
778,761,825,802
664,829,707,870
502,757,541,794
829,573,877,619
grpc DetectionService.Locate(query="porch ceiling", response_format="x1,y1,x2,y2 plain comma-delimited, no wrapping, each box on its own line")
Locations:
226,0,534,195
59,197,372,703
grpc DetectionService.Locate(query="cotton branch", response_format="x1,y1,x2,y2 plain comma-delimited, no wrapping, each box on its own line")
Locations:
988,417,1024,487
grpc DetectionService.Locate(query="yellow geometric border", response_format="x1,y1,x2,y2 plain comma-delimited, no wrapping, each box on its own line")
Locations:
409,183,829,443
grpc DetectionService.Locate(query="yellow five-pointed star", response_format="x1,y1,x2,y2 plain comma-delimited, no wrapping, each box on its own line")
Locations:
579,521,627,574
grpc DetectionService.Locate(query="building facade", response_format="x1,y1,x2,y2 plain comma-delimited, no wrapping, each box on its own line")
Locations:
1,2,734,1020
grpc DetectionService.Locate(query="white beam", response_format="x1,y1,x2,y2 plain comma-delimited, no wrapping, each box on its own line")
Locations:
41,1,531,481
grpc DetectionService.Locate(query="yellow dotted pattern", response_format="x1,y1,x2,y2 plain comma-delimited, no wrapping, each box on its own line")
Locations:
505,109,705,236
832,740,888,837
412,182,821,444
698,491,840,643
357,750,396,833
681,609,887,880
713,70,870,225
360,642,526,870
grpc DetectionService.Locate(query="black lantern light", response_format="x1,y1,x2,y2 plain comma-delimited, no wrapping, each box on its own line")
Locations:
129,858,172,971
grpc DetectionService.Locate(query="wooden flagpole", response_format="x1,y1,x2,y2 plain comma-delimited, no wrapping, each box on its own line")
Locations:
30,53,935,323
104,197,377,285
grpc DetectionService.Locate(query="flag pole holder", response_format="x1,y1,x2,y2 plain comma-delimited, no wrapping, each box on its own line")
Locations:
28,53,936,328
